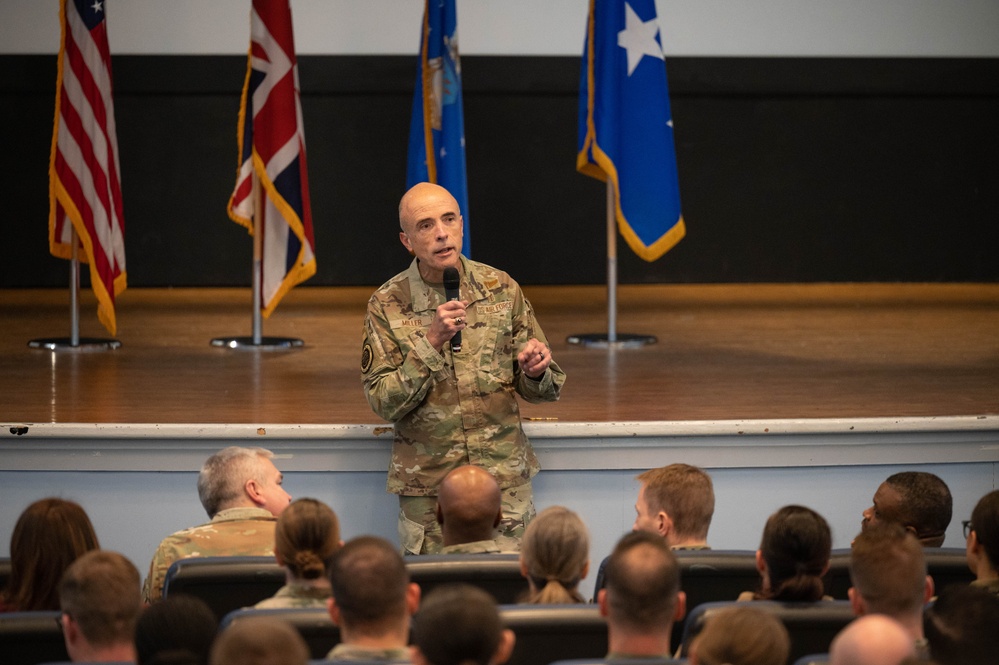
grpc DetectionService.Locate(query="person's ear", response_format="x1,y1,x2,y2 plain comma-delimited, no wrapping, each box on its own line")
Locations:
597,589,608,617
327,597,341,625
673,590,687,624
519,556,529,579
491,629,516,665
493,509,502,529
406,582,422,615
245,478,265,506
657,511,673,538
400,231,414,255
755,549,766,575
274,551,284,567
923,575,935,604
848,587,865,615
435,503,444,526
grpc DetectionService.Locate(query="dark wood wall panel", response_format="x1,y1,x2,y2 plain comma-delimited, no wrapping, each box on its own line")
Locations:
3,55,996,288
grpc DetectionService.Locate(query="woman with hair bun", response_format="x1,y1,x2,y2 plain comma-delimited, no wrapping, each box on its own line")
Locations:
254,498,341,608
738,504,832,602
0,497,99,612
519,506,589,604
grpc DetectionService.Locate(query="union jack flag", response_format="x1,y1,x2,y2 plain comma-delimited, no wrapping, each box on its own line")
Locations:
229,0,315,317
49,0,126,335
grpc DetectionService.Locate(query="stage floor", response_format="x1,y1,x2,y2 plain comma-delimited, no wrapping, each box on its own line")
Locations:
1,284,997,425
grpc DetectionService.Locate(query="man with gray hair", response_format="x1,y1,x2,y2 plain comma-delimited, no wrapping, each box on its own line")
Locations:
142,446,292,602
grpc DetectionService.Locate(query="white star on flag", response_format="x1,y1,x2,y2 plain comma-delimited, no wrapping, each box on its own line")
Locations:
617,1,662,76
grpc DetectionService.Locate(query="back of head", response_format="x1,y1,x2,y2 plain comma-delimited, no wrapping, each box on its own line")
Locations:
330,536,410,631
885,472,952,546
970,489,999,572
197,446,273,518
759,505,831,602
59,549,142,648
923,583,999,665
135,594,219,665
437,465,502,544
604,531,681,632
5,497,99,611
637,464,714,541
850,523,926,617
211,617,309,665
830,614,916,665
690,606,790,665
413,584,504,665
520,506,589,604
275,497,341,581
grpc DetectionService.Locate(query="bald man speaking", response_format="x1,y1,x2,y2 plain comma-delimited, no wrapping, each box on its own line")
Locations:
361,183,565,555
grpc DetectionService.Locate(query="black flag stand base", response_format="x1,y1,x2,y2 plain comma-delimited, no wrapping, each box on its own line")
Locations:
29,337,122,351
210,336,303,350
566,333,657,349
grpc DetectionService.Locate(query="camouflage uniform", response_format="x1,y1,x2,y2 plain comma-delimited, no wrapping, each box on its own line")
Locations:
440,538,517,554
141,506,277,603
253,583,331,609
362,256,564,554
326,644,411,662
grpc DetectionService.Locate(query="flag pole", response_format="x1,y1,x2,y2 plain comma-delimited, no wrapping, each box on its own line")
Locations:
567,181,657,349
211,173,304,350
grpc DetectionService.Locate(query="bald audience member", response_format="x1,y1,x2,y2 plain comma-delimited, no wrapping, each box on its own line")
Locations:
211,616,309,665
830,615,916,665
849,524,933,656
326,536,420,662
861,471,952,547
143,446,292,602
59,550,143,664
436,465,514,554
597,531,686,659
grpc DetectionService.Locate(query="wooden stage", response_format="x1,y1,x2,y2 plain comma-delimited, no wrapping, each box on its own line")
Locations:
1,283,997,426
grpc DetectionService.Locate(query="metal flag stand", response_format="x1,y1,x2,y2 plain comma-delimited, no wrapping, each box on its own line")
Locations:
211,175,304,350
567,181,657,349
28,228,122,351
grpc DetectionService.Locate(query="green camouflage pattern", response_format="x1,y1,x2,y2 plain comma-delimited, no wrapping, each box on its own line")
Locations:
398,484,535,555
141,507,277,602
440,539,510,554
362,256,565,496
326,644,411,662
253,583,331,609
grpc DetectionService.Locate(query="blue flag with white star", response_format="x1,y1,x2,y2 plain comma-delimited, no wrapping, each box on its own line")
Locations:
577,0,685,262
407,0,471,257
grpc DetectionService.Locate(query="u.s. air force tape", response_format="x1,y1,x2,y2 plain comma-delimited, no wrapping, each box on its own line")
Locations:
360,341,373,374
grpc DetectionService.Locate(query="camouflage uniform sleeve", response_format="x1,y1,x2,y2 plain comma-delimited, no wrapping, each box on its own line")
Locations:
141,538,176,603
361,292,451,423
513,289,565,404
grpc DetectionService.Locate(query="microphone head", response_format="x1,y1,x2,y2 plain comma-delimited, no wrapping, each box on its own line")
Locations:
442,266,460,290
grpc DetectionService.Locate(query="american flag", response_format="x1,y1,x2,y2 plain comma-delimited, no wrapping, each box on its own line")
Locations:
49,0,126,335
229,0,315,317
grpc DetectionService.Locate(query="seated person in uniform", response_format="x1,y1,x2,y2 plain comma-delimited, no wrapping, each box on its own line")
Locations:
326,536,420,662
519,505,589,604
738,505,832,602
861,471,952,547
59,550,143,664
410,584,515,665
436,465,516,554
964,489,999,596
255,497,341,609
142,446,292,602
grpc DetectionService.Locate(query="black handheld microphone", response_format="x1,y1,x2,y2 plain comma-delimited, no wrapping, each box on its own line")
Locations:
442,266,462,353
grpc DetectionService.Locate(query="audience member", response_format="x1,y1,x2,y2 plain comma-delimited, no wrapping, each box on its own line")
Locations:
255,497,341,609
739,505,832,602
593,463,714,597
435,466,515,554
861,472,952,547
59,550,143,664
687,605,790,665
326,536,420,662
142,446,292,602
597,531,686,659
829,614,916,665
849,524,933,656
632,464,714,548
964,489,999,596
923,583,999,665
518,505,589,604
0,497,99,612
135,594,218,665
410,584,515,665
211,616,309,665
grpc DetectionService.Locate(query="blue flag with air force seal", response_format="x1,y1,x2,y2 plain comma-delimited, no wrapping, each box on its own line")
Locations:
577,0,685,262
406,0,471,257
